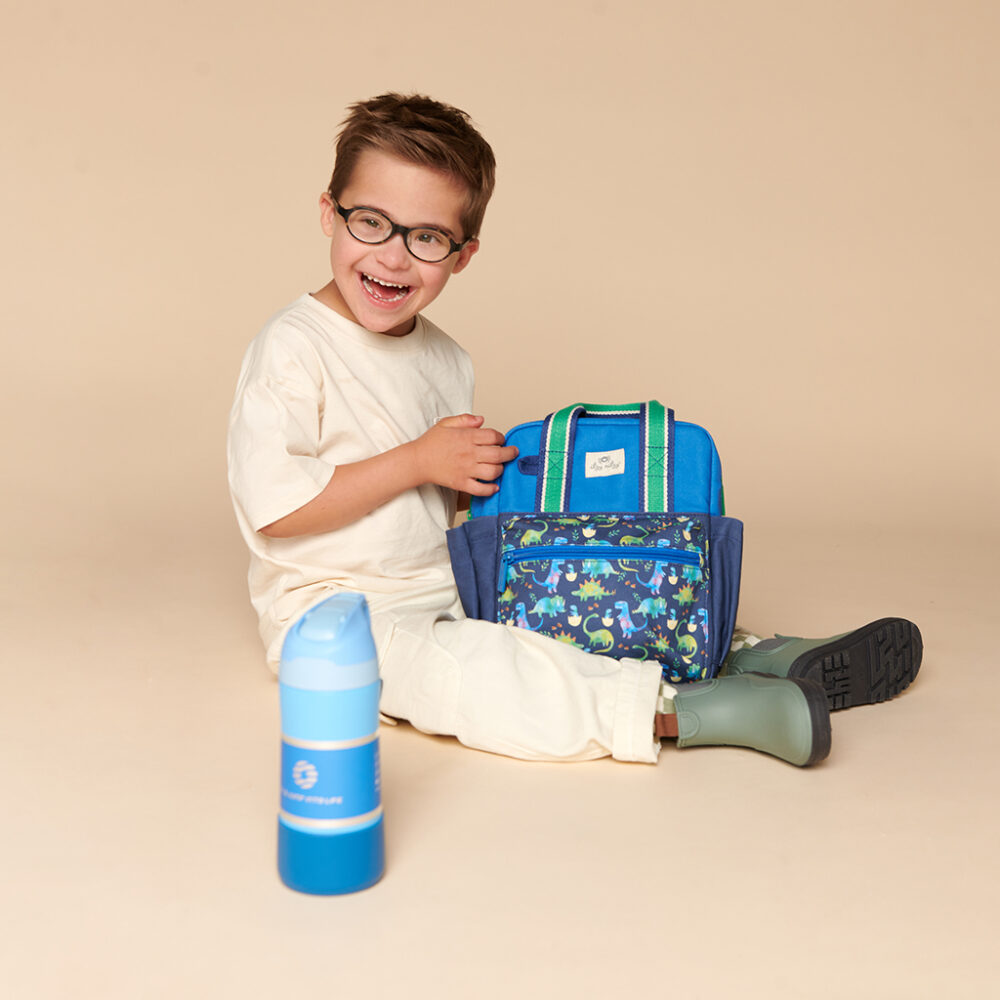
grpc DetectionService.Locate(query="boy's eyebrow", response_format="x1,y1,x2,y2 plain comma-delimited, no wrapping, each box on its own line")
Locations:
353,202,459,241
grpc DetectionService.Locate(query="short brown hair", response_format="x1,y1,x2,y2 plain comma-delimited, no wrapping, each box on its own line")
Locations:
328,93,496,240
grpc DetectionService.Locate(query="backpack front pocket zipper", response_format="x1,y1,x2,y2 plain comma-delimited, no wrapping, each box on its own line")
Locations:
499,544,702,591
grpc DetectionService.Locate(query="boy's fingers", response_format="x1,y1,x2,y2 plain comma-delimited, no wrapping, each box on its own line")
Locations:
472,428,506,445
475,425,519,444
440,413,484,428
482,446,518,466
467,446,517,484
475,441,517,459
464,478,500,497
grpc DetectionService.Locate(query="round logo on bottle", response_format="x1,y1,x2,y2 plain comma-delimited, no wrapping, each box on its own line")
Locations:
292,760,319,790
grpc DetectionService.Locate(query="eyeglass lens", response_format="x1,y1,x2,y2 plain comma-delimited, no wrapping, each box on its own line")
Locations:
345,208,454,262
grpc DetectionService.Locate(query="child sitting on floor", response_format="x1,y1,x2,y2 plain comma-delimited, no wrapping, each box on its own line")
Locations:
227,92,921,767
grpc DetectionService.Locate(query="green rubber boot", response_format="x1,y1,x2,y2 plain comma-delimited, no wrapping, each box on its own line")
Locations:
724,618,922,711
672,673,831,767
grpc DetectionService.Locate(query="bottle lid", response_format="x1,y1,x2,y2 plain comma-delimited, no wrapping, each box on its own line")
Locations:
280,593,378,691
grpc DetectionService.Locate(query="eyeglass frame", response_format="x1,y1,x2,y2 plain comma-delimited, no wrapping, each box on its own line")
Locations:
329,197,471,262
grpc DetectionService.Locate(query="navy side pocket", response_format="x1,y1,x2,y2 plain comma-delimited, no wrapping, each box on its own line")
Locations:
707,515,743,671
446,515,500,621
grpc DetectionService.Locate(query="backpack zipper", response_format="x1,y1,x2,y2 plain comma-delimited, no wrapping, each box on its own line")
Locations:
499,544,700,590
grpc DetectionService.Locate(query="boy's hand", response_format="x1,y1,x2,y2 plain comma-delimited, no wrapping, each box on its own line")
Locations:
260,412,516,538
416,413,518,496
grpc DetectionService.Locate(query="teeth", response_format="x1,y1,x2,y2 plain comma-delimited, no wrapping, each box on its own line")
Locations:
365,274,407,289
361,272,410,305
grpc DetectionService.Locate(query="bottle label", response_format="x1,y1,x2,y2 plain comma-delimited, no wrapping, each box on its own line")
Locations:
280,735,381,825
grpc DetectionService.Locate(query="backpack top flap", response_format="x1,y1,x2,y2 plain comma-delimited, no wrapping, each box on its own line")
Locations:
471,401,725,518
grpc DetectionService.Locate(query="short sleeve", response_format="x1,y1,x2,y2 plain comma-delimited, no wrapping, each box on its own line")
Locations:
228,355,336,534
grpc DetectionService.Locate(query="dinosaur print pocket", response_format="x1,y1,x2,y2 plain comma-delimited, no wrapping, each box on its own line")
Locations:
496,513,713,682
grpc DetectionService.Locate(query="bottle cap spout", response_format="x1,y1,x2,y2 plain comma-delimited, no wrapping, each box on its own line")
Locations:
297,593,372,647
280,594,379,690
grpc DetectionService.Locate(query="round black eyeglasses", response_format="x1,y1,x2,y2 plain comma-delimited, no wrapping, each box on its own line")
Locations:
332,199,469,263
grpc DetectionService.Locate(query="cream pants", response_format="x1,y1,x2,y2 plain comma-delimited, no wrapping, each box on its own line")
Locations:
368,588,666,764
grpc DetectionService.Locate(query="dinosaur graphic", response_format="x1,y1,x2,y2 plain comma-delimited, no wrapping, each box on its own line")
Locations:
499,546,521,590
532,560,565,593
572,579,612,602
519,521,549,546
613,601,643,638
582,517,618,538
512,603,541,631
695,607,709,641
676,633,698,663
529,595,566,621
681,544,705,583
548,628,584,649
581,556,616,578
583,613,615,653
651,631,673,656
637,561,670,594
619,526,651,546
635,596,667,620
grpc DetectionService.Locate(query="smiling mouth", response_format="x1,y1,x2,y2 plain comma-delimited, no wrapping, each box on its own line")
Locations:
361,273,412,303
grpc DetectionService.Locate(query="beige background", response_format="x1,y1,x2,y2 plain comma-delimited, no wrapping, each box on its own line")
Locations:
3,1,998,997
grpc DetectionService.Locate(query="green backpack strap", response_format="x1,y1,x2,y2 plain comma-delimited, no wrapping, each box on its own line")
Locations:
535,401,674,512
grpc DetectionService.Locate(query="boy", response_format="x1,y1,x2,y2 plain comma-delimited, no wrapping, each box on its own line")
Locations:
228,93,920,767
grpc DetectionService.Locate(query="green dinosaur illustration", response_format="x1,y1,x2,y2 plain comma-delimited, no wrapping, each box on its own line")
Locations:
583,613,615,653
530,596,566,619
636,597,667,619
581,557,616,578
677,633,698,661
571,578,612,601
549,629,584,649
652,631,672,654
619,527,651,546
519,520,549,546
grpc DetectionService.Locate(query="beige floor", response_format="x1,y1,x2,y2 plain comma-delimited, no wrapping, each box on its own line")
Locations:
5,3,999,995
4,519,997,999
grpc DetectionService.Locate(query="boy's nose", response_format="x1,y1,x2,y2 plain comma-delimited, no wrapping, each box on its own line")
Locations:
374,233,410,269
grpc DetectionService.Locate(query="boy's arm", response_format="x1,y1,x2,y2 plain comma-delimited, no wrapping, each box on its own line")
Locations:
260,413,517,538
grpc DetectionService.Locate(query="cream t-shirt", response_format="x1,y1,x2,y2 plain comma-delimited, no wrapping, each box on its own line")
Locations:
227,293,474,669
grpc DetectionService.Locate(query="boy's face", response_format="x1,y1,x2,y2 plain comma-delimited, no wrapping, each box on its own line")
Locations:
316,149,479,337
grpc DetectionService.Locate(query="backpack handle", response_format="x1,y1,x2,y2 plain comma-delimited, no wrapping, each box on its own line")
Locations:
534,401,675,512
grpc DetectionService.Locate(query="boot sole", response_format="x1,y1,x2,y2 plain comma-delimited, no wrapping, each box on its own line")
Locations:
789,676,832,766
748,674,832,766
787,618,922,711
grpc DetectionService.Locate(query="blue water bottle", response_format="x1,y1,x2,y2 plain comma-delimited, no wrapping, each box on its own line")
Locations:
277,593,385,894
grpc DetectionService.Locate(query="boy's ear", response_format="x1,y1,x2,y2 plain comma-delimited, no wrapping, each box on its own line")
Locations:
319,192,336,237
451,238,480,275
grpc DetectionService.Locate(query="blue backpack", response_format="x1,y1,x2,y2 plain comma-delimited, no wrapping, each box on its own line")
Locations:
446,402,743,682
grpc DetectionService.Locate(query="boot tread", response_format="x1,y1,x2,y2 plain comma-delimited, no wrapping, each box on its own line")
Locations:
788,618,922,711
